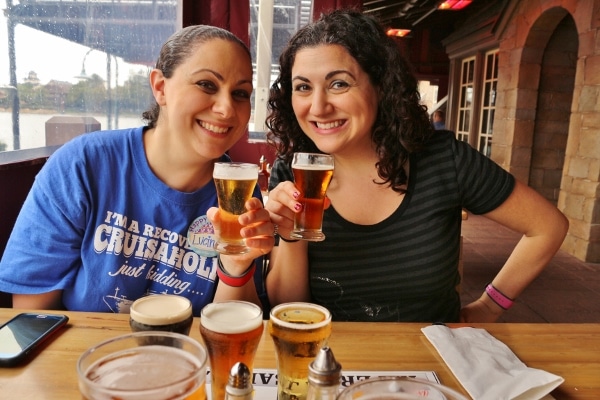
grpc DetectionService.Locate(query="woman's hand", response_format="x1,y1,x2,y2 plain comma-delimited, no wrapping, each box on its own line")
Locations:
207,197,275,276
265,181,303,240
460,295,504,323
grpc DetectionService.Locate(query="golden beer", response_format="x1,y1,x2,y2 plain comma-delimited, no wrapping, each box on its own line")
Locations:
200,301,263,400
290,153,334,241
268,302,332,400
77,332,207,400
213,162,259,254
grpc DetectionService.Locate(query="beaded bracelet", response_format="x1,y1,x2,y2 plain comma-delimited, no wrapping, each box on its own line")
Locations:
485,282,514,310
216,256,256,287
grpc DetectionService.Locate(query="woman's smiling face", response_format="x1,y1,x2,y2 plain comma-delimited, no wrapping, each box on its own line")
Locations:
158,38,253,160
290,44,379,155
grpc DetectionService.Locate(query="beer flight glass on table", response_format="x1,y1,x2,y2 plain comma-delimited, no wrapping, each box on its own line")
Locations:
269,302,333,400
77,331,208,400
213,162,259,255
200,301,264,400
289,153,334,242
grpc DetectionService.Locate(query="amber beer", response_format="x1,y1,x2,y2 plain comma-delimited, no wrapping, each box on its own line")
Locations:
268,302,332,400
213,162,259,254
290,153,334,241
200,301,263,400
77,332,207,400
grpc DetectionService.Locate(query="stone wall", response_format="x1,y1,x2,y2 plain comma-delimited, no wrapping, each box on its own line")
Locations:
493,0,600,262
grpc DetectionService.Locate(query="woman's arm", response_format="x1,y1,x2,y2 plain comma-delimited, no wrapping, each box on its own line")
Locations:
13,290,64,310
460,180,569,322
264,181,311,305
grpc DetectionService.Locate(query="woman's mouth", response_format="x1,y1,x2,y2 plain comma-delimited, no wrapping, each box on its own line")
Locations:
199,120,230,134
314,120,344,129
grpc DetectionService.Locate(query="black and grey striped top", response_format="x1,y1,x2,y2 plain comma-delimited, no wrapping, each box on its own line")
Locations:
269,132,515,322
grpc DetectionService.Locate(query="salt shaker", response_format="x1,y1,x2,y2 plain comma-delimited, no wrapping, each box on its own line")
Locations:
224,362,253,400
306,346,342,400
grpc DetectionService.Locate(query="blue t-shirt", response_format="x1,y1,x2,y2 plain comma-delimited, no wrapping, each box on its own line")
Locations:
0,127,265,315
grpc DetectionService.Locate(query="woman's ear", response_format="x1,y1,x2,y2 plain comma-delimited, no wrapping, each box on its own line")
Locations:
149,68,167,106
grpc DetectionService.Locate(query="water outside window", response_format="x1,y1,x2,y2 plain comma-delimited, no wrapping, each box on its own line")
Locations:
0,0,179,152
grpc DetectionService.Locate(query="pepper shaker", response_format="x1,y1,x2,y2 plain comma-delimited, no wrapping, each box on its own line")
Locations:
306,346,342,400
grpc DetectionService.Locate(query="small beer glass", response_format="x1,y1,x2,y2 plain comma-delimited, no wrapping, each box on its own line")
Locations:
268,302,332,400
200,301,264,400
77,331,208,400
129,294,193,336
335,376,468,400
290,153,334,241
213,162,259,254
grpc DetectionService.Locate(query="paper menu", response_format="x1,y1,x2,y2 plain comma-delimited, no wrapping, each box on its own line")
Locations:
206,368,441,399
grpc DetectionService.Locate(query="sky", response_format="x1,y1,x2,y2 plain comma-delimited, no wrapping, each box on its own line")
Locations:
0,0,147,86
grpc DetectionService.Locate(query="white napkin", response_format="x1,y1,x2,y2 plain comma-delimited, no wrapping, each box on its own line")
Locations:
421,325,564,400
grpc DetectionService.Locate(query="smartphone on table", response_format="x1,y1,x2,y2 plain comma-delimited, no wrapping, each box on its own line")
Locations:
0,312,69,367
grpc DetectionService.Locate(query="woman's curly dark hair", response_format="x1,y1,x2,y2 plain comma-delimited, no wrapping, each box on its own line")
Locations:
266,8,434,192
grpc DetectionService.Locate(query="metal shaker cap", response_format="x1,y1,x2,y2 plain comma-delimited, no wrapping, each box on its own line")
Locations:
308,346,342,386
228,362,252,390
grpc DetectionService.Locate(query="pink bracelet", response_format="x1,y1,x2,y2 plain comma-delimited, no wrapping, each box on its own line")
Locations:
485,283,514,310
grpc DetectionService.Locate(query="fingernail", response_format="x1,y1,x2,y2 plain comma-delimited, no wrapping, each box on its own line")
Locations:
294,203,302,211
293,191,300,199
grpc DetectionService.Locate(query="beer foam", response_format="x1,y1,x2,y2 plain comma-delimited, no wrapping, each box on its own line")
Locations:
130,295,192,325
270,302,331,330
213,163,259,180
200,301,263,334
292,164,334,171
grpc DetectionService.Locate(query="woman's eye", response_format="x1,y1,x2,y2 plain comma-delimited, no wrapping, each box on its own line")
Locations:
293,83,311,93
233,90,251,101
330,80,350,91
196,80,217,93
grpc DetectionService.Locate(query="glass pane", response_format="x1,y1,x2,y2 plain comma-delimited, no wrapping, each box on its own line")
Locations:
481,109,489,133
486,53,494,80
467,60,474,83
483,82,491,107
1,0,180,152
249,0,313,140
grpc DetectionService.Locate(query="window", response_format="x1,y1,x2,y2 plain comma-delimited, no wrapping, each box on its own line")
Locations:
456,57,474,143
248,0,313,141
0,0,180,153
478,50,498,157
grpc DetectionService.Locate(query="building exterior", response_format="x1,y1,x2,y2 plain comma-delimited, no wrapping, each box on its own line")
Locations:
441,0,599,262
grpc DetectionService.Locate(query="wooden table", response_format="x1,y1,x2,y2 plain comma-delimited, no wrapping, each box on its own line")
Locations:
0,309,599,399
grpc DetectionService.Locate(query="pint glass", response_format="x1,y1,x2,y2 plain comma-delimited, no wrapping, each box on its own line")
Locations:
77,331,208,400
213,162,259,254
290,153,334,241
200,301,264,400
268,302,332,400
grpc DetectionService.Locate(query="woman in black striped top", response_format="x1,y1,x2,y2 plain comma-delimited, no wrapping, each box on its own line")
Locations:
264,9,568,322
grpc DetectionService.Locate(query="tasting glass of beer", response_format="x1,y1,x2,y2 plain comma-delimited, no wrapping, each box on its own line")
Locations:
268,302,332,400
200,301,264,400
335,376,468,400
213,162,259,254
290,153,334,241
129,294,193,337
77,331,208,400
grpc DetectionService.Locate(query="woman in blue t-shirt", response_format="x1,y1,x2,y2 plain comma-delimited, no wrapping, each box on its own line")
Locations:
0,25,275,315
